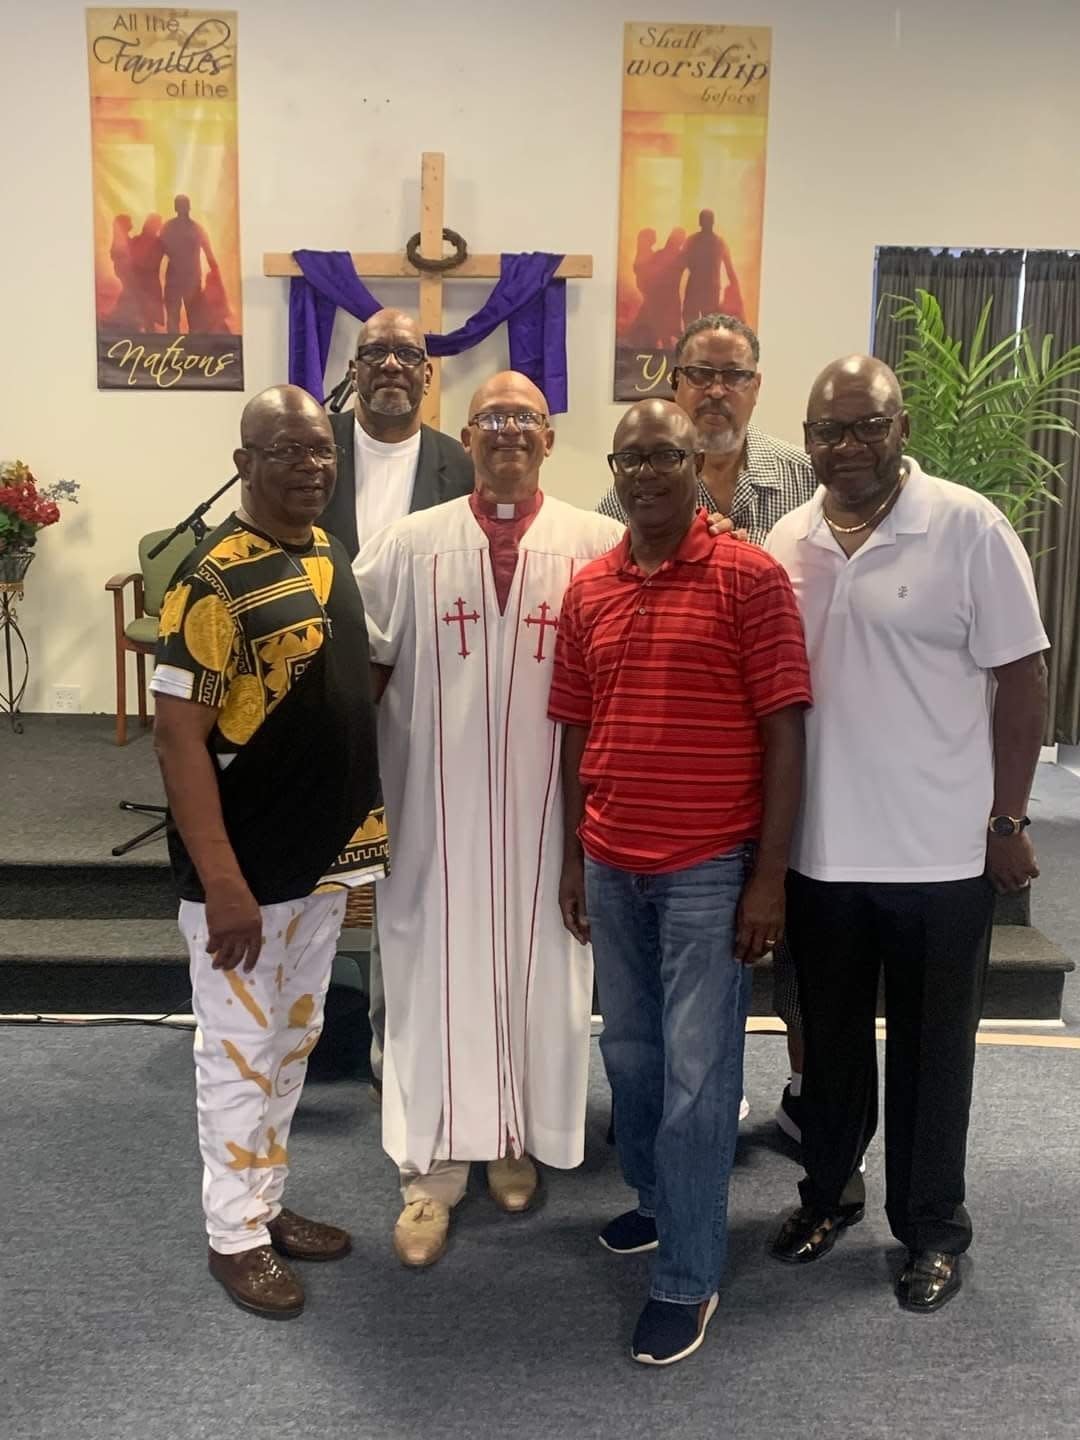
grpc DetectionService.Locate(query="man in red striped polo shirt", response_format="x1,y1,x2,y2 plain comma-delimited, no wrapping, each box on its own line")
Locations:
549,398,812,1367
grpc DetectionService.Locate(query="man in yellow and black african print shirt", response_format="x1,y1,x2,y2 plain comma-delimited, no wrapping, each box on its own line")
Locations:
152,385,385,1322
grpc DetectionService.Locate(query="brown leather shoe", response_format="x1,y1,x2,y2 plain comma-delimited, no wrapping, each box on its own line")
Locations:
208,1245,305,1319
267,1206,352,1262
487,1155,539,1213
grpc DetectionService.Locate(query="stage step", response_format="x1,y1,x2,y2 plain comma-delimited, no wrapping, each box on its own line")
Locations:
750,924,1073,1024
0,860,177,921
0,918,1072,1023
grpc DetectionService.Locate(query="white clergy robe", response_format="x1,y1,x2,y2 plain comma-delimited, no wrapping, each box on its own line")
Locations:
354,495,625,1174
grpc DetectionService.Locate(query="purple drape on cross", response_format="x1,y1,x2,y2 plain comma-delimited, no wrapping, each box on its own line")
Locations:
288,250,568,413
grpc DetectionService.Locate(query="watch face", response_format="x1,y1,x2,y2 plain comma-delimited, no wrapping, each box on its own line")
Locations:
991,817,1017,837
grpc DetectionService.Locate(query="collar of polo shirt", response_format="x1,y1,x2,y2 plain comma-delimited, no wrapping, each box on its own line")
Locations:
802,456,933,547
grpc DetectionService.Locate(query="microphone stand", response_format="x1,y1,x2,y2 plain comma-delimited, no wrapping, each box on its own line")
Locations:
147,471,240,560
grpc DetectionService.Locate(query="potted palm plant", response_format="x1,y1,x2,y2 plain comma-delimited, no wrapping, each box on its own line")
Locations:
886,288,1080,533
886,289,1080,925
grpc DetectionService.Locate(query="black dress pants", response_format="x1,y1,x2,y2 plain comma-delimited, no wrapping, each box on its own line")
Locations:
786,869,994,1254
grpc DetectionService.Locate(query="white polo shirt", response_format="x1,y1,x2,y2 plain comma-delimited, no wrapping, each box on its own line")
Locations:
765,459,1049,883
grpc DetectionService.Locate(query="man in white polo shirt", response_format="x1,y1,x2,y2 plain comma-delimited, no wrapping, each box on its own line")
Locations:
766,355,1048,1314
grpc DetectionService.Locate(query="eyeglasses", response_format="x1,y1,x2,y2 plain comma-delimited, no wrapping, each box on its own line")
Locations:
803,416,897,448
355,343,426,369
244,442,339,466
607,447,692,477
672,364,757,392
469,410,548,432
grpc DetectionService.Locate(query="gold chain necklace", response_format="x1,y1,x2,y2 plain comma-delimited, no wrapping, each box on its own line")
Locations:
822,466,906,535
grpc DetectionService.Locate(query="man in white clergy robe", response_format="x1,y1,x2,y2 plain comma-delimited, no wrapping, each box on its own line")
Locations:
353,370,625,1267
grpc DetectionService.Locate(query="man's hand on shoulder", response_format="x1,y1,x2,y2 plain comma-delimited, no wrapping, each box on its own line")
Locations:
205,875,264,972
706,512,749,543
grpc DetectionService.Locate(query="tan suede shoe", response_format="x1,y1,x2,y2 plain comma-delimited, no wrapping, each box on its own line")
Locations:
486,1154,538,1213
268,1206,352,1262
208,1244,305,1319
393,1199,450,1268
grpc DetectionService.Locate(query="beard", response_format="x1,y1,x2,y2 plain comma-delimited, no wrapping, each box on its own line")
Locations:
365,385,415,417
699,425,743,457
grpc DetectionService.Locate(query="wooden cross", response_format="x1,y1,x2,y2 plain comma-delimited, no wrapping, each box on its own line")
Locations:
263,152,593,429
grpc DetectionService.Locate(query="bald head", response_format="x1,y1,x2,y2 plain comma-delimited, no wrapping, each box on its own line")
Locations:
240,384,328,447
462,371,553,501
235,385,336,542
614,398,696,453
804,355,909,510
467,370,548,421
610,398,703,544
356,307,424,350
807,355,903,420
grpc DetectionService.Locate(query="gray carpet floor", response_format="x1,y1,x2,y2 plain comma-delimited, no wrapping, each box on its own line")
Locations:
3,1028,1078,1440
0,716,162,864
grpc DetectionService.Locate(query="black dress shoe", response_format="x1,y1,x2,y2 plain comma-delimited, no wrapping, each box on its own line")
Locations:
770,1203,864,1264
896,1251,961,1313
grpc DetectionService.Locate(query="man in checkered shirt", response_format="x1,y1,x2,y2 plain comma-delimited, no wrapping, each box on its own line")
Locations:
597,314,816,1140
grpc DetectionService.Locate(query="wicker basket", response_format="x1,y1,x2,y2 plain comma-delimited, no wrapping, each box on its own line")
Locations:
343,886,375,930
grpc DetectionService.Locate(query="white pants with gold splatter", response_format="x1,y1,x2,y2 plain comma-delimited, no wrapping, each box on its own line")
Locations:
180,891,347,1255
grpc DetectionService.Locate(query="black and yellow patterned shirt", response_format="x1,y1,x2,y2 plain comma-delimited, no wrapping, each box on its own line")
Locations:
152,515,387,903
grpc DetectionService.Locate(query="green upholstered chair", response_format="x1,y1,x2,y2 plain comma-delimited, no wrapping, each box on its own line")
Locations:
105,528,196,745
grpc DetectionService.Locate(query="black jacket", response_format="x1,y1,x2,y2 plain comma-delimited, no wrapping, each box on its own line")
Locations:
320,409,475,559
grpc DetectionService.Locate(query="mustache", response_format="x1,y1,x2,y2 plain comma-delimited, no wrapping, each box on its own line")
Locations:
696,402,733,420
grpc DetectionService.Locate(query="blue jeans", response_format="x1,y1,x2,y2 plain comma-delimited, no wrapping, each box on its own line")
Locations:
586,847,753,1304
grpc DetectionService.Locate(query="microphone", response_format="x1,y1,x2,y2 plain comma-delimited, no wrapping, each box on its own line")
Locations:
326,373,355,413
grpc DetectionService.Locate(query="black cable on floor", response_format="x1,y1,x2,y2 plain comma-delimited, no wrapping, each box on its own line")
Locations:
0,999,194,1031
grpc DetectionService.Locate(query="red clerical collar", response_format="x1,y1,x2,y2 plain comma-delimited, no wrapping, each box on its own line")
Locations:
470,489,544,521
616,508,714,575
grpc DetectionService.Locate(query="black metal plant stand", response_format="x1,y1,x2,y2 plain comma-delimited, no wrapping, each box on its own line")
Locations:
0,553,33,734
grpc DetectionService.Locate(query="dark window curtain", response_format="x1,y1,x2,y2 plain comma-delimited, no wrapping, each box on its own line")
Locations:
1021,251,1080,745
873,247,1024,370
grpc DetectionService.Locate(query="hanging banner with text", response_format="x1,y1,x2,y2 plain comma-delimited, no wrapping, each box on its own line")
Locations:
86,8,243,390
613,22,771,401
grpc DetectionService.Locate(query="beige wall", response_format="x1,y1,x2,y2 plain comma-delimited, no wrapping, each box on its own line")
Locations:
4,0,1080,714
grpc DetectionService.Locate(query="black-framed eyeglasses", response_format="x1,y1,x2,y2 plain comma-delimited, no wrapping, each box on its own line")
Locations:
244,441,340,466
672,364,757,393
469,410,548,432
355,343,427,369
607,447,692,477
803,415,897,448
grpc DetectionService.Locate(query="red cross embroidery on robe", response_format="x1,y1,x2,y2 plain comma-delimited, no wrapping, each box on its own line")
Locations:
524,601,559,663
442,597,480,658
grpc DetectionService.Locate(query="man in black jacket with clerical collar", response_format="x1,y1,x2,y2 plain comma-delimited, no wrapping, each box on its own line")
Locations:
153,385,386,1322
319,308,473,1099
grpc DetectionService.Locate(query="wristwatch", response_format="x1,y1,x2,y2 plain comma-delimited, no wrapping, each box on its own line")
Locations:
988,815,1031,838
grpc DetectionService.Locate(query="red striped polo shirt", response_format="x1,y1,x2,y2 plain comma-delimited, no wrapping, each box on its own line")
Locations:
548,511,812,874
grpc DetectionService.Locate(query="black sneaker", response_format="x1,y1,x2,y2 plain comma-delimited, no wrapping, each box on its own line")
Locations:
632,1294,719,1366
775,1084,803,1143
598,1210,658,1254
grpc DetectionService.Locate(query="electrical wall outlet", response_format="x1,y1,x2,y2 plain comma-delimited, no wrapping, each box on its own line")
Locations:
51,686,81,713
